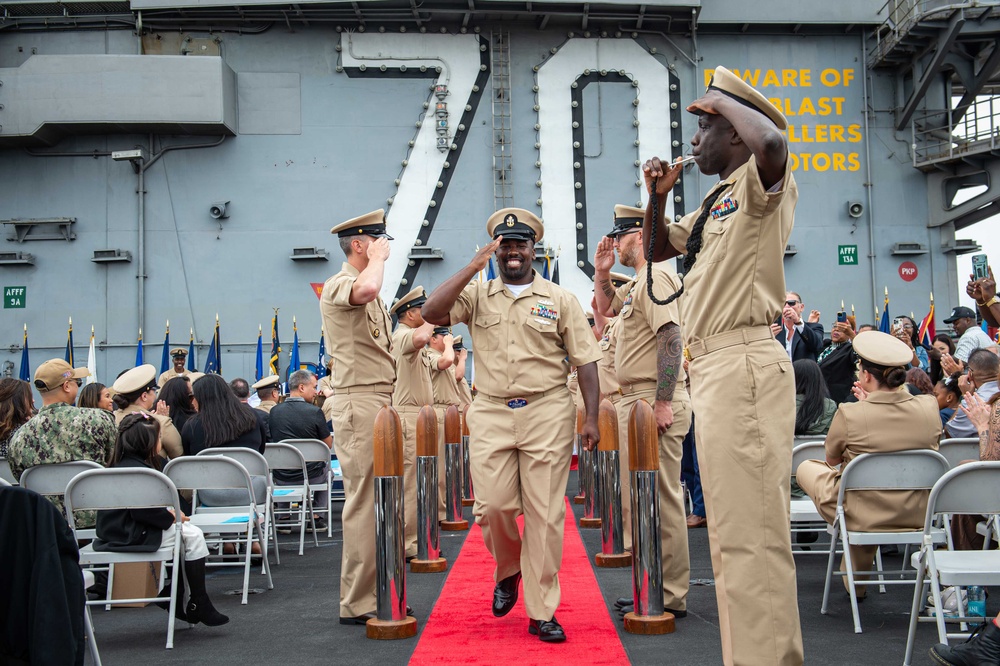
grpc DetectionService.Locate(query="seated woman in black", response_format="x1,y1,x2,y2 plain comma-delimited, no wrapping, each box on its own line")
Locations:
181,374,268,456
94,412,229,627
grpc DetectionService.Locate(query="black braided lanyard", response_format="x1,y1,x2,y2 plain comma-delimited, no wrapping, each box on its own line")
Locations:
646,180,729,306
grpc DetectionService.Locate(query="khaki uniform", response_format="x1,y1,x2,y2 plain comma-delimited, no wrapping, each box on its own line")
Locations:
448,272,601,621
318,376,336,423
566,371,583,414
255,400,277,415
797,391,940,574
392,323,435,557
457,377,473,406
429,347,461,520
665,155,802,665
597,318,622,398
612,264,690,608
157,368,189,387
321,262,396,617
115,403,183,459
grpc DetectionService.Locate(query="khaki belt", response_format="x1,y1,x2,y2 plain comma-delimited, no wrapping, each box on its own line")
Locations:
605,391,622,405
615,380,658,397
684,326,774,362
339,384,394,395
480,386,566,409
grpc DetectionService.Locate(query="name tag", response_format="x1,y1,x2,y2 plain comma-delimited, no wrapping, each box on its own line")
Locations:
506,398,527,409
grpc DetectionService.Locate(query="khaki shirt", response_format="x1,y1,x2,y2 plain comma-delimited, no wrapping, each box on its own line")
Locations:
320,262,396,390
597,317,622,396
391,323,434,408
256,400,277,415
318,376,336,422
448,272,602,398
566,371,584,413
665,154,797,344
158,368,190,387
428,348,462,407
457,377,473,405
115,404,183,460
612,263,686,386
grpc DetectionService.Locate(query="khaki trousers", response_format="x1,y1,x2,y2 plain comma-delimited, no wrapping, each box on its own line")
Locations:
467,389,575,621
617,391,691,611
688,338,803,666
395,405,422,558
331,390,391,617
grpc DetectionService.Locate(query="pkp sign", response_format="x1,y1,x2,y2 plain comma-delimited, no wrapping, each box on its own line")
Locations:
898,261,918,282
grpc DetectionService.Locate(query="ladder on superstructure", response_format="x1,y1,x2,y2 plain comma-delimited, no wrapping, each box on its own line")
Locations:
491,30,513,212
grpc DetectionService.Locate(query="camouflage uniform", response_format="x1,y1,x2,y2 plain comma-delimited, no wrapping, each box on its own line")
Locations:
7,402,117,526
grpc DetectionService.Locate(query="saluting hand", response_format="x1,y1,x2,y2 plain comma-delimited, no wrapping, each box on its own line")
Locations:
469,237,501,272
367,237,391,262
685,89,728,116
642,156,683,197
594,236,616,273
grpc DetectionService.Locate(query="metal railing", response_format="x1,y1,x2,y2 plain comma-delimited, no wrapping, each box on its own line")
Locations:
912,96,1000,166
868,0,999,66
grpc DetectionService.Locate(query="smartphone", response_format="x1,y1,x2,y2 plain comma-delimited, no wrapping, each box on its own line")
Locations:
973,253,990,280
837,311,847,323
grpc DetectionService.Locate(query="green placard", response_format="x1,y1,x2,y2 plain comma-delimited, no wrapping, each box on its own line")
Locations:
4,286,26,309
838,245,858,266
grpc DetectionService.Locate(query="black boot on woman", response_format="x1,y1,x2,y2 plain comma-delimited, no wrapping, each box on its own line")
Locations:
183,558,230,627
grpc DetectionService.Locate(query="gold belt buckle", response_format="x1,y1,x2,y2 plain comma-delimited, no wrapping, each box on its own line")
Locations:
683,347,692,362
616,387,625,396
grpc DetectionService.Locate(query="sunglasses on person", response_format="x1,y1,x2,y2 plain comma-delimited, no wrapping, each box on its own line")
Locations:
785,300,800,307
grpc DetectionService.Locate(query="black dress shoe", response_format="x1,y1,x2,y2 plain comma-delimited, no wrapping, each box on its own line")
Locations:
528,616,566,643
492,572,521,617
339,607,414,625
615,602,687,619
930,621,1000,665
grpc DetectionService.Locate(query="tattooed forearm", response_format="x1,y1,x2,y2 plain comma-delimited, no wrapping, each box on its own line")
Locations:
656,322,682,402
983,403,1000,462
599,278,616,302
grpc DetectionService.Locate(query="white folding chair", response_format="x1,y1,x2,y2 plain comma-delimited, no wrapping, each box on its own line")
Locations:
82,570,102,666
0,476,12,487
937,438,980,469
19,461,104,539
0,458,17,485
903,462,1000,665
197,447,278,567
163,456,273,605
821,449,951,634
280,438,333,537
263,443,317,555
791,441,828,554
64,468,185,650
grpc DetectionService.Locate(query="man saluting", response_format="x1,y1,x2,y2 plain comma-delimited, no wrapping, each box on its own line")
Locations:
423,208,602,643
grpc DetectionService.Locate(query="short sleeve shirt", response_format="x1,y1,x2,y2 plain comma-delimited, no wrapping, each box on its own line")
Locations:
427,348,462,407
320,262,396,389
391,323,434,408
597,318,622,396
665,154,797,344
614,262,686,386
448,272,602,398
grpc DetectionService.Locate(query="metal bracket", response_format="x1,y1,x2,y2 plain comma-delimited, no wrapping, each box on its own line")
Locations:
2,217,76,243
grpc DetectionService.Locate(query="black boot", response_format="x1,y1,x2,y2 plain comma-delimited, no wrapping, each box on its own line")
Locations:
154,574,188,622
183,558,229,627
930,620,1000,665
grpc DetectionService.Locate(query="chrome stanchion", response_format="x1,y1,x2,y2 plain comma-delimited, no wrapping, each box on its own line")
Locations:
367,405,417,640
411,405,447,573
580,409,602,529
573,407,586,505
461,404,474,507
623,400,674,635
440,405,469,531
596,399,632,568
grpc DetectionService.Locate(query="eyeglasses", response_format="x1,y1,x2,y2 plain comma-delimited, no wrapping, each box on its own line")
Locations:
785,300,800,306
71,379,83,387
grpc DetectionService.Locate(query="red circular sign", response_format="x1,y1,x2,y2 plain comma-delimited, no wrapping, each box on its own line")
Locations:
899,261,918,282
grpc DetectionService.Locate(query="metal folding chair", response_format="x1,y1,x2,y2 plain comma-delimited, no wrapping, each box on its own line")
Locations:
791,441,828,555
903,462,1000,665
64,468,185,649
280,438,333,537
263,443,317,555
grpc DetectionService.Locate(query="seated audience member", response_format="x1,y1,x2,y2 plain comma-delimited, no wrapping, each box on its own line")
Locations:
159,377,196,436
252,376,280,415
905,367,934,396
948,389,1000,551
797,332,940,595
181,374,268,455
0,378,34,458
934,374,963,430
77,382,114,415
95,413,229,627
268,369,332,530
944,349,1000,438
930,610,1000,665
928,333,956,385
112,365,183,460
891,315,930,373
856,324,876,334
817,318,857,404
793,359,838,437
229,378,251,404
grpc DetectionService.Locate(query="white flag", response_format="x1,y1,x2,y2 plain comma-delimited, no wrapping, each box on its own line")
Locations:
86,328,97,385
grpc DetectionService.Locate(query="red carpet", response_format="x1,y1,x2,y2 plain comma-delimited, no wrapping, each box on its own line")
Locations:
409,498,627,665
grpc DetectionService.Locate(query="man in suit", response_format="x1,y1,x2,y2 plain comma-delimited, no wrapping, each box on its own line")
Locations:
772,291,824,361
818,319,858,404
